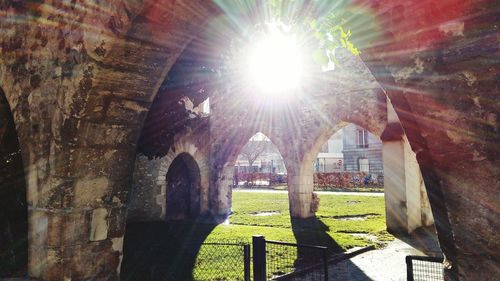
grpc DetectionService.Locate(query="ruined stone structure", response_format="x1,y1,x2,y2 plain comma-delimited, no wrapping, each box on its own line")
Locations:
129,128,210,221
0,0,498,280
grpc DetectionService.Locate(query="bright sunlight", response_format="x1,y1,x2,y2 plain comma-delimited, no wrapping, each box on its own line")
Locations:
245,28,304,96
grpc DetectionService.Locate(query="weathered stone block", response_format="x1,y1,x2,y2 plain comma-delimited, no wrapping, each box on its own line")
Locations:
106,98,149,124
62,210,92,247
71,147,135,183
74,176,111,207
77,121,140,147
107,206,127,238
90,208,109,241
62,240,120,280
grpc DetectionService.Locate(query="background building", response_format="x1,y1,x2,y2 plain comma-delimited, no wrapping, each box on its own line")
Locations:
342,124,383,179
315,129,344,172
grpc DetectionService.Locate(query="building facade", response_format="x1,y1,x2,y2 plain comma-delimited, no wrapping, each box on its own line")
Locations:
342,124,383,179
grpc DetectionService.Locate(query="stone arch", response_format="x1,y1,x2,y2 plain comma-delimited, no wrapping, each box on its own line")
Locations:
0,87,28,277
210,129,286,216
284,121,371,218
304,120,383,173
157,139,210,219
283,97,390,218
305,120,384,186
234,132,287,181
164,153,201,220
210,129,262,216
294,114,435,234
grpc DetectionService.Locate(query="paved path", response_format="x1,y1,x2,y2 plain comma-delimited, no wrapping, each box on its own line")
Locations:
233,189,384,197
328,239,425,280
292,227,442,281
326,227,442,281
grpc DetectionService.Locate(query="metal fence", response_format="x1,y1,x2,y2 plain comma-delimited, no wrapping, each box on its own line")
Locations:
253,236,329,281
406,255,444,281
193,241,251,281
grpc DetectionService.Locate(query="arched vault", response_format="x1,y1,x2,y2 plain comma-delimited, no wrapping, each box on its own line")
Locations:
0,0,497,280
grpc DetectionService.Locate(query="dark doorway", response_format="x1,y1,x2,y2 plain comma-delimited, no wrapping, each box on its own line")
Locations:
0,88,28,277
166,153,201,220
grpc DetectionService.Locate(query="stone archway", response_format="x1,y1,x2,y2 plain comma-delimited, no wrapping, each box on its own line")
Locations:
156,137,211,219
165,153,202,220
299,116,435,233
208,126,287,217
128,135,211,222
0,88,27,277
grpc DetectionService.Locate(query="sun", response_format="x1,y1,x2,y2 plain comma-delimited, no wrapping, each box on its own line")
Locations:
244,29,304,97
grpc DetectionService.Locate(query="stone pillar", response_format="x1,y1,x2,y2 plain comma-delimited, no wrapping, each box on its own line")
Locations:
287,160,315,218
383,139,408,233
209,165,234,216
383,135,432,233
26,145,132,280
382,100,434,234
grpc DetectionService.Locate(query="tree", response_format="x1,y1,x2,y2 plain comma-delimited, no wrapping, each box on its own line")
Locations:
240,134,270,171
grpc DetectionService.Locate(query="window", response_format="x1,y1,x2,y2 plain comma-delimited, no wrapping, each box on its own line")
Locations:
359,158,370,173
356,129,369,148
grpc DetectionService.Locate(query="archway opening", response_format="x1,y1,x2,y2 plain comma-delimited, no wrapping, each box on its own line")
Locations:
309,121,441,259
314,124,383,191
165,153,202,220
234,132,287,189
0,88,27,277
122,151,212,281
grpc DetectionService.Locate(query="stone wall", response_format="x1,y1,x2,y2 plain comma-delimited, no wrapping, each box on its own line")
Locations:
129,127,210,221
360,1,499,279
0,1,217,279
128,155,164,222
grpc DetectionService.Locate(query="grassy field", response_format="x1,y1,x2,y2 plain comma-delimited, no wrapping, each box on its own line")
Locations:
206,191,390,246
236,185,384,193
122,190,391,281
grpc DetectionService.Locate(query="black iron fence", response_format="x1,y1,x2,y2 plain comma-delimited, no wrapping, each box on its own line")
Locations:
406,255,444,281
193,241,251,281
187,236,330,281
253,235,329,281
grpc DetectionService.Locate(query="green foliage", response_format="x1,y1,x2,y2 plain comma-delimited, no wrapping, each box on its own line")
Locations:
216,0,363,69
265,0,361,67
311,13,361,56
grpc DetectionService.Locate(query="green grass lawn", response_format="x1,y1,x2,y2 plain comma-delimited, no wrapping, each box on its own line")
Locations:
122,190,392,281
206,191,390,248
196,191,391,280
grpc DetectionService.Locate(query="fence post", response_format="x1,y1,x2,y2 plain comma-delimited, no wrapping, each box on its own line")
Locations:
253,235,266,281
244,244,251,281
406,256,414,281
323,248,329,281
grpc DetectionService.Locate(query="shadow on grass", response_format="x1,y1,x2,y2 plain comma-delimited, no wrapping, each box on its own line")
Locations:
121,218,377,281
121,218,216,281
291,217,371,280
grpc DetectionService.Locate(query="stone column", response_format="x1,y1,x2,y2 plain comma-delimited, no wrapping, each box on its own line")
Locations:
287,159,315,218
26,147,132,280
383,133,430,234
382,138,408,233
209,164,233,217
